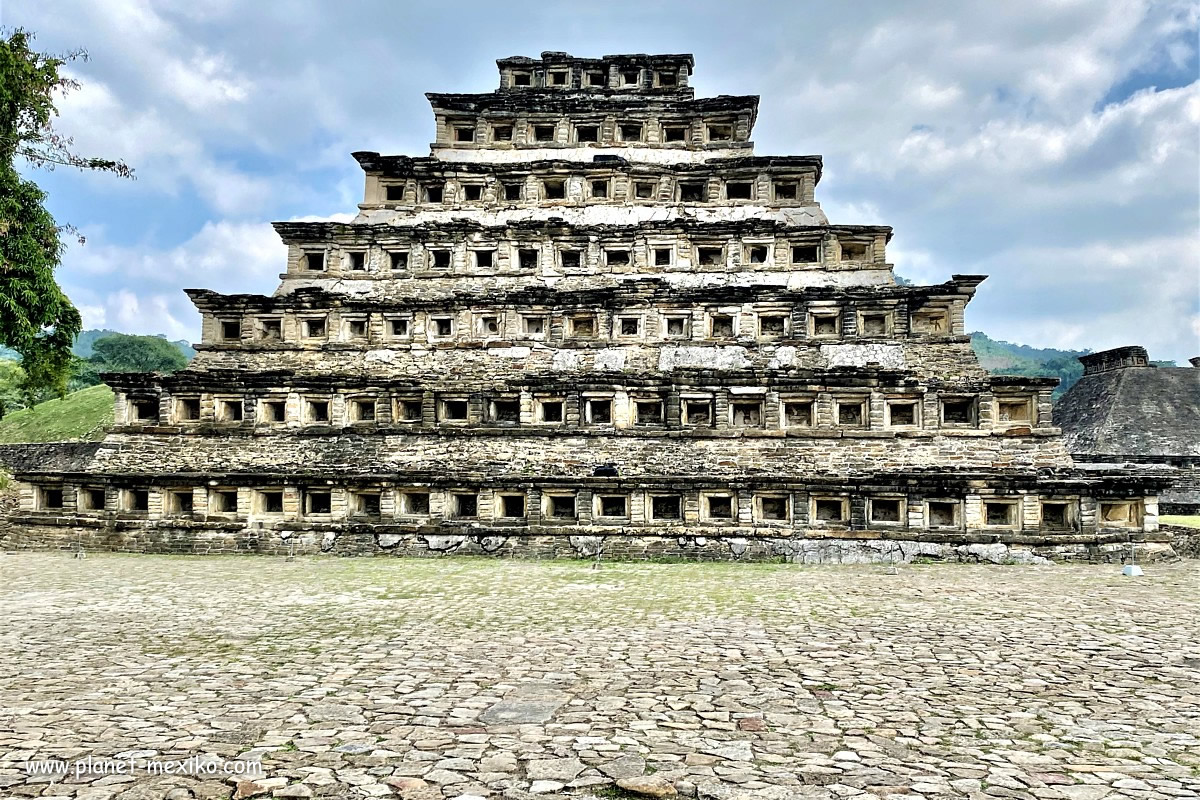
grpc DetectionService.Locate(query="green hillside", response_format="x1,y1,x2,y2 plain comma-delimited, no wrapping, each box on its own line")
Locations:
0,384,114,444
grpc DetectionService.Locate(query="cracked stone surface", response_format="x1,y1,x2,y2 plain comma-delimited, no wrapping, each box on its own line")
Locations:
0,553,1198,799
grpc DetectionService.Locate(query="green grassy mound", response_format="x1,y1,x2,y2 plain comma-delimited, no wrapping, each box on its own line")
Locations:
0,384,114,443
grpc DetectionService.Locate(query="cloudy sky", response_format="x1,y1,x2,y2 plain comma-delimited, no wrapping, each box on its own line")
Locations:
5,0,1199,361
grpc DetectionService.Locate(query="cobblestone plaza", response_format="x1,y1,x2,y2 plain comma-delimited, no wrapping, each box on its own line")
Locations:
1,554,1196,799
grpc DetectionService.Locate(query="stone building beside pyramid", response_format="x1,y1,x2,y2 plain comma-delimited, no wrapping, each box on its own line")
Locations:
1,52,1177,561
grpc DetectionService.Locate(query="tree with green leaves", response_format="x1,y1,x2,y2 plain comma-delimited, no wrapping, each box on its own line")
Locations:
0,28,133,399
88,333,188,374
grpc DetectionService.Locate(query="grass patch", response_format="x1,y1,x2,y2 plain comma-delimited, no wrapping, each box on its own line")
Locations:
0,384,113,443
1161,515,1200,529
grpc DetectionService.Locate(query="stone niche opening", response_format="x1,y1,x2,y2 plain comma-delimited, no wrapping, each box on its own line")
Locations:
511,71,531,86
384,184,405,201
586,397,613,424
651,495,682,520
664,316,690,337
389,251,410,271
927,500,959,528
453,125,475,142
478,314,501,337
1099,501,1142,528
678,182,705,202
546,494,577,519
783,400,814,427
663,125,688,142
634,181,657,199
886,400,918,428
79,487,106,512
576,125,599,143
621,68,641,86
911,308,949,334
597,494,628,518
533,124,556,143
813,497,847,523
396,398,423,422
860,312,890,336
585,71,605,87
490,399,521,424
38,487,64,510
519,248,539,270
605,249,631,268
941,397,976,426
438,398,470,422
870,498,903,524
683,398,713,426
125,489,150,513
758,314,787,337
176,397,201,421
774,181,798,201
347,251,367,271
758,495,789,521
257,490,284,514
261,399,286,423
840,242,868,261
389,318,410,337
423,184,444,204
747,245,769,264
305,399,330,424
450,493,478,519
502,182,522,201
984,500,1018,528
1040,501,1077,531
653,247,673,266
498,494,526,518
569,315,597,338
997,397,1034,424
697,246,724,266
707,122,733,141
430,249,452,271
260,318,283,340
350,398,376,422
590,179,609,199
210,489,238,515
709,314,735,338
492,124,514,142
217,398,244,423
619,316,642,336
634,399,664,425
303,251,325,272
523,315,547,335
400,491,430,516
810,311,841,337
304,490,332,516
704,494,734,520
346,318,368,339
164,490,202,517
537,398,565,423
731,400,762,428
619,122,643,142
791,244,820,264
221,319,241,341
559,250,581,269
464,185,484,202
836,399,866,428
541,179,566,201
726,182,752,200
132,399,160,423
432,317,454,336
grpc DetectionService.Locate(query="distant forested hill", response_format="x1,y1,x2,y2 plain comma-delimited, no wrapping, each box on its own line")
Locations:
0,330,196,361
969,332,1174,398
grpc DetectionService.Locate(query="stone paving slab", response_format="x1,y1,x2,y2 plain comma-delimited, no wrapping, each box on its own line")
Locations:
0,553,1197,800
